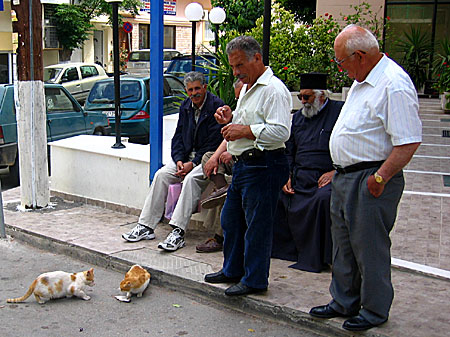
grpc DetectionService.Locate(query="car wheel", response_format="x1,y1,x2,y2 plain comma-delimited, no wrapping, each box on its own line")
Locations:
93,128,104,136
9,155,20,186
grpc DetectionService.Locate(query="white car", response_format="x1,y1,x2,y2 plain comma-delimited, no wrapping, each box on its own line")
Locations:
126,49,182,74
44,63,109,105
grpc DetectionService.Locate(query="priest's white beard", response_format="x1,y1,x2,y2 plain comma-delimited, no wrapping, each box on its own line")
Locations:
302,95,323,118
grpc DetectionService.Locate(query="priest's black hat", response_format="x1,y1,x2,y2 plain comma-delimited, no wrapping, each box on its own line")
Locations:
300,72,328,90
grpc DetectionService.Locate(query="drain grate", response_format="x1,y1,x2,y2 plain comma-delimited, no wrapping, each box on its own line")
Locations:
443,130,450,138
444,176,450,187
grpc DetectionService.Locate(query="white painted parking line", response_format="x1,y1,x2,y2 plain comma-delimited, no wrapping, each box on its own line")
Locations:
392,258,450,280
420,143,450,147
404,170,450,175
403,191,450,198
413,155,450,159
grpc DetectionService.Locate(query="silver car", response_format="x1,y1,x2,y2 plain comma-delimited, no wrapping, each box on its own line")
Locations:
126,49,182,74
44,63,109,105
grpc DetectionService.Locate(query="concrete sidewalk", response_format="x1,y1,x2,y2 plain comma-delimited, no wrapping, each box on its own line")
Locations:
2,97,450,336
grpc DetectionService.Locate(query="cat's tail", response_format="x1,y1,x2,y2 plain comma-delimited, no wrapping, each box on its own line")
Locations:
6,279,37,303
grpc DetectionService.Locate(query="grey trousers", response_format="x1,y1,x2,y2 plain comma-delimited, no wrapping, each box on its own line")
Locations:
329,167,404,325
138,160,210,231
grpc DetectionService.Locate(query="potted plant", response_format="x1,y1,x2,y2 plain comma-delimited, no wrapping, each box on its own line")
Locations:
434,39,450,112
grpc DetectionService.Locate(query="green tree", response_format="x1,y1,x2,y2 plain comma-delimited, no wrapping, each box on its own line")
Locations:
54,0,141,61
275,0,316,24
211,0,264,33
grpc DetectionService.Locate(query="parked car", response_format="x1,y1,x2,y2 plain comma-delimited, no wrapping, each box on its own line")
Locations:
0,83,111,184
164,54,217,82
84,74,185,144
126,49,183,74
44,63,109,105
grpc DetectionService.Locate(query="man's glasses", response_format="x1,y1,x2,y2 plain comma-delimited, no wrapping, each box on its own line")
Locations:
333,50,366,67
297,94,311,101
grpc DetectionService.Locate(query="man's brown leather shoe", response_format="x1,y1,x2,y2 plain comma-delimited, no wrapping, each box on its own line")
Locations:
201,185,228,209
196,237,223,253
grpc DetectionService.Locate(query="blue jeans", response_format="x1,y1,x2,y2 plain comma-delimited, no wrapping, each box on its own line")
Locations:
221,151,289,289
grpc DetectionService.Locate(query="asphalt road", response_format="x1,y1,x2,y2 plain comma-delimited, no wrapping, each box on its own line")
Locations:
0,238,325,337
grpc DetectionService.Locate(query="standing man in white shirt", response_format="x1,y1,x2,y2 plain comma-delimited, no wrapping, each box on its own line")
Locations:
309,25,422,331
204,36,292,296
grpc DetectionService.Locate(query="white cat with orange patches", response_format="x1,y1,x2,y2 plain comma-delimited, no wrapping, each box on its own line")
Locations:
7,268,95,304
119,265,151,301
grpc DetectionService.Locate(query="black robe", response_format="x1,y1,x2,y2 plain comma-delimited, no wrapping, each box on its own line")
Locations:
272,99,343,272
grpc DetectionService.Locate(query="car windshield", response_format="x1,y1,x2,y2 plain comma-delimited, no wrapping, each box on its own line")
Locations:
128,51,149,62
167,57,215,76
88,80,142,103
44,68,63,82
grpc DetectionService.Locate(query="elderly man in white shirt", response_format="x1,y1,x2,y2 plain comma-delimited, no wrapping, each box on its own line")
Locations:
309,25,422,332
203,36,292,296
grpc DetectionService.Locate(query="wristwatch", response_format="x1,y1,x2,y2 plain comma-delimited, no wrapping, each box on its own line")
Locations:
374,171,386,185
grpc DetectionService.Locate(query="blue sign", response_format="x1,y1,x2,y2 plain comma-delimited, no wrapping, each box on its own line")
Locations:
0,0,4,12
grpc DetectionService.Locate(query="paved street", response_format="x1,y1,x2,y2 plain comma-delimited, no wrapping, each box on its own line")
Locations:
0,238,325,337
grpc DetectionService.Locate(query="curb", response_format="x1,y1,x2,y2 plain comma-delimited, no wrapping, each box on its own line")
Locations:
6,224,388,337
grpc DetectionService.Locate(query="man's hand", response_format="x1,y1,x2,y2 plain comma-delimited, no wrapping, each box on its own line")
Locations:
318,171,334,188
221,124,255,141
282,177,295,195
367,174,385,198
175,161,194,177
215,105,232,124
219,151,233,164
203,156,219,178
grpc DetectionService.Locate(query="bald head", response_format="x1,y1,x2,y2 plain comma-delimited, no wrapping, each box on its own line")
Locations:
335,25,379,56
334,25,383,82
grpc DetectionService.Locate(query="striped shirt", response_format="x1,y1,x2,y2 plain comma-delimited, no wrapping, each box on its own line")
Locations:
227,67,292,156
329,55,422,168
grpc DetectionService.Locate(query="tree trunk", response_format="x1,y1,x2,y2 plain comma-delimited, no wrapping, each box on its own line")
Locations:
59,48,73,62
11,0,50,209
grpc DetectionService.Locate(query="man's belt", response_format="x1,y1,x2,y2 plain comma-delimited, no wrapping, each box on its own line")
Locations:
232,148,285,162
333,161,384,174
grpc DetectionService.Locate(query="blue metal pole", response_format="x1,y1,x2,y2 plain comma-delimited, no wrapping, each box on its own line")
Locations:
149,0,163,181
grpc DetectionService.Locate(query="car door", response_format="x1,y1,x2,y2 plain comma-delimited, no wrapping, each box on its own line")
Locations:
60,66,82,101
80,65,101,103
45,86,87,141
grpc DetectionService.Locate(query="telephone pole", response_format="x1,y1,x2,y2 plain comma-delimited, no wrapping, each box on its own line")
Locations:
11,0,49,209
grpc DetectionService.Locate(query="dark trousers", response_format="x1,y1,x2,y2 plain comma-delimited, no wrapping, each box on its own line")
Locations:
329,168,404,325
221,151,289,289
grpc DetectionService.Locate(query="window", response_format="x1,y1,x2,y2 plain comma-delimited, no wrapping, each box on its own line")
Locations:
45,88,77,113
164,26,176,49
80,66,99,79
61,67,79,82
43,5,59,49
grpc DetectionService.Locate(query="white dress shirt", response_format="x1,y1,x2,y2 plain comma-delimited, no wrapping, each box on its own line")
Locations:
329,55,422,168
227,67,292,156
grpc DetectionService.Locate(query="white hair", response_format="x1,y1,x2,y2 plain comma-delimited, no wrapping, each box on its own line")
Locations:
341,24,379,54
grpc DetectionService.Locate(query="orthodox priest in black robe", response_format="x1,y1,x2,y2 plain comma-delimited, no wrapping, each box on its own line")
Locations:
272,73,344,272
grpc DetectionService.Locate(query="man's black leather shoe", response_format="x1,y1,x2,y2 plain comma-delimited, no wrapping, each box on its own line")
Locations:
309,304,353,319
343,315,385,331
224,282,267,296
204,270,241,284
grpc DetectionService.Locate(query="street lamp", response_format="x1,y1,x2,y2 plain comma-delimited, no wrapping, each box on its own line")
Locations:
209,7,226,54
106,0,125,149
185,2,204,71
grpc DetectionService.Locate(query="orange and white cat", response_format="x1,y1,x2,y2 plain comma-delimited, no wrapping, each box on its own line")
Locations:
120,265,150,300
7,268,95,304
